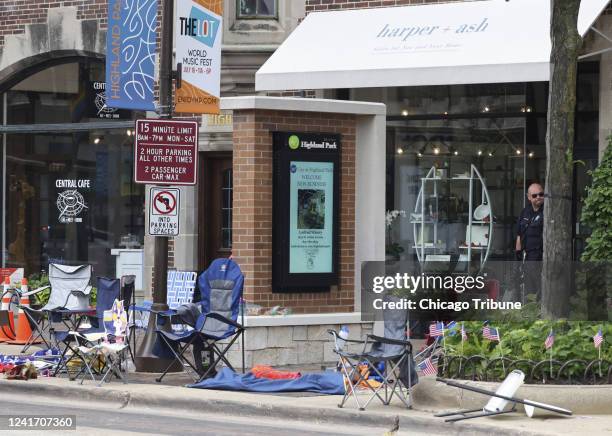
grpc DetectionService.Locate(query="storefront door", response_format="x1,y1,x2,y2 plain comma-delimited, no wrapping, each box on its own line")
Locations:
199,153,233,270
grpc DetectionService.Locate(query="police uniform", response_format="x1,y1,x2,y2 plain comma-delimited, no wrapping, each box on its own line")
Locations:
517,205,544,261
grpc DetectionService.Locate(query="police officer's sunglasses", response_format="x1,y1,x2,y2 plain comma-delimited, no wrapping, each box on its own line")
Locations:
530,192,545,199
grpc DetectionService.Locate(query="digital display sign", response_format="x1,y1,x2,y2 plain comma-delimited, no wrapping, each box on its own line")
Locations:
272,132,340,292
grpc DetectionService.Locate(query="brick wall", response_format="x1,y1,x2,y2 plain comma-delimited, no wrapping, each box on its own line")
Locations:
305,0,474,13
232,109,356,314
0,0,108,48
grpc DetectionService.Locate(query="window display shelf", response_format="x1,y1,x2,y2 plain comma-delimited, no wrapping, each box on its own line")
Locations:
413,164,493,273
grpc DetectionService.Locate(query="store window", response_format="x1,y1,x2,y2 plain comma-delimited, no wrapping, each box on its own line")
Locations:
237,0,276,18
1,59,144,277
386,116,534,263
355,72,597,264
354,83,547,263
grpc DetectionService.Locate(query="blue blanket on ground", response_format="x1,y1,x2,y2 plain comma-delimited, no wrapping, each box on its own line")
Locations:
189,368,345,395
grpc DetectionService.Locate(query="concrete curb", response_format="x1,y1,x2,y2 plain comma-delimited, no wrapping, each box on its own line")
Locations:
0,379,551,436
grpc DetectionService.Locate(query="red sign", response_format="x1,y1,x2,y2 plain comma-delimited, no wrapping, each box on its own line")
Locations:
134,119,198,185
0,268,24,285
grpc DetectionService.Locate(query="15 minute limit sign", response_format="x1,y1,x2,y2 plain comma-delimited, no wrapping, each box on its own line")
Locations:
134,119,199,185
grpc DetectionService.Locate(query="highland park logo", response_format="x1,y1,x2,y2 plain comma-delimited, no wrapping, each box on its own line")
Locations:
288,135,300,150
288,135,338,151
179,6,220,48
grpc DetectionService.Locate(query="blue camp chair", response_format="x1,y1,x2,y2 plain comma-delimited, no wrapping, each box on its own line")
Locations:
155,258,245,383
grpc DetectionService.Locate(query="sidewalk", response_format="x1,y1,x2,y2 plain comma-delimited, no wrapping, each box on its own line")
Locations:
1,371,612,435
2,344,612,435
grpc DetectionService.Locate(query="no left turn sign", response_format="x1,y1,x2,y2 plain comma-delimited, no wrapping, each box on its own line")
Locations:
153,190,177,215
149,187,180,236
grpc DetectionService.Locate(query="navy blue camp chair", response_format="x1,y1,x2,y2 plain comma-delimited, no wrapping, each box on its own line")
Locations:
53,277,120,377
155,258,245,383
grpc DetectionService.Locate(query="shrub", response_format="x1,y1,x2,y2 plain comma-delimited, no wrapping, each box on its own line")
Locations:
581,135,612,261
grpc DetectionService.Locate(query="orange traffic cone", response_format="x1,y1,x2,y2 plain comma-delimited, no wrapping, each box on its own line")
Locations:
0,277,16,342
8,279,39,345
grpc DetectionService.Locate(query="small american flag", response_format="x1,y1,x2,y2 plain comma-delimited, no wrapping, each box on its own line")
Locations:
429,322,445,337
483,326,500,342
544,330,555,349
594,328,604,348
461,323,468,342
417,357,437,376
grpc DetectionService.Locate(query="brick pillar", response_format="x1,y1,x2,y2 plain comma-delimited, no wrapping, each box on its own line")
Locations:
232,109,356,314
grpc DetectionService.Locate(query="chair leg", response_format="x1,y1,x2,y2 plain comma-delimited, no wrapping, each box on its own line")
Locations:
197,336,240,382
21,313,53,353
337,356,369,410
53,341,73,377
155,335,201,383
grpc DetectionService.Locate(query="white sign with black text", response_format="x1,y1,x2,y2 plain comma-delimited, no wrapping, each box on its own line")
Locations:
148,187,180,237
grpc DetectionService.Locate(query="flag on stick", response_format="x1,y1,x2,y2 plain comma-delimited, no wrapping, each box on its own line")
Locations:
446,321,457,335
417,357,437,376
594,328,604,348
545,329,555,349
429,322,445,338
483,326,500,342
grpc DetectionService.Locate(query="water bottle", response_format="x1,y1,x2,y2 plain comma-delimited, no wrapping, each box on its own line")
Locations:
337,325,349,351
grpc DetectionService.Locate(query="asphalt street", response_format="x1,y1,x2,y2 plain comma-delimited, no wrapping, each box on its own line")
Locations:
0,395,428,436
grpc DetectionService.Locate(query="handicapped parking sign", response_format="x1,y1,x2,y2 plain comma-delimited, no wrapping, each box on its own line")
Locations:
149,187,180,236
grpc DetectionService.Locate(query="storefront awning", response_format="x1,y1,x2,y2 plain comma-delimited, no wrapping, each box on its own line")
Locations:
255,0,610,91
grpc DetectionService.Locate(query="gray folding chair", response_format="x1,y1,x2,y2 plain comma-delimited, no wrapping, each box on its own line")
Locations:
19,264,93,352
329,295,417,411
42,264,93,311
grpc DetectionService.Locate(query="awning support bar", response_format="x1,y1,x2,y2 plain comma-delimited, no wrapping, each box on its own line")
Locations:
579,26,612,60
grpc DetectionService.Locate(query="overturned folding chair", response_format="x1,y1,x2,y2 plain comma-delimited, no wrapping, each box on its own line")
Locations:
329,296,417,411
155,258,244,383
435,370,572,422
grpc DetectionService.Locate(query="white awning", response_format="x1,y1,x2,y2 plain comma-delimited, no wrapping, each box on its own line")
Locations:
256,0,610,91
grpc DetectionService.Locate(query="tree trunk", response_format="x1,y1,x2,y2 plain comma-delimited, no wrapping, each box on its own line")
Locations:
541,0,582,318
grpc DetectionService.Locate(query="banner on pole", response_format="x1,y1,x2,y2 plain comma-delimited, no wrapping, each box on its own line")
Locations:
106,0,158,111
175,0,223,114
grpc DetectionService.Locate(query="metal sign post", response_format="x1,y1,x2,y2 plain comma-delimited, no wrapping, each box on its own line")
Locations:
134,0,186,373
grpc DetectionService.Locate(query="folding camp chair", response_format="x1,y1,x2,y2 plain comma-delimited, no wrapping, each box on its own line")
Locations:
329,296,417,411
130,270,197,344
52,276,119,378
19,264,93,353
74,299,130,386
155,258,244,383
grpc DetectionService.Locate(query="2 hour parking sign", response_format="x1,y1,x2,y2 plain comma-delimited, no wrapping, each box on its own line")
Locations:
149,187,180,236
135,119,198,185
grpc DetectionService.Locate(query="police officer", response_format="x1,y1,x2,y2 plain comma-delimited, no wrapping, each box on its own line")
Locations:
515,183,545,261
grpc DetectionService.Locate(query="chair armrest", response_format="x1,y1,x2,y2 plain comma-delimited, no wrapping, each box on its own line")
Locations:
151,309,177,317
367,334,413,350
327,329,366,344
21,285,50,297
198,312,242,330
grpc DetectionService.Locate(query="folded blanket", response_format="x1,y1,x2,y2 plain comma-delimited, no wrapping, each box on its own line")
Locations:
251,365,301,380
189,367,344,395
